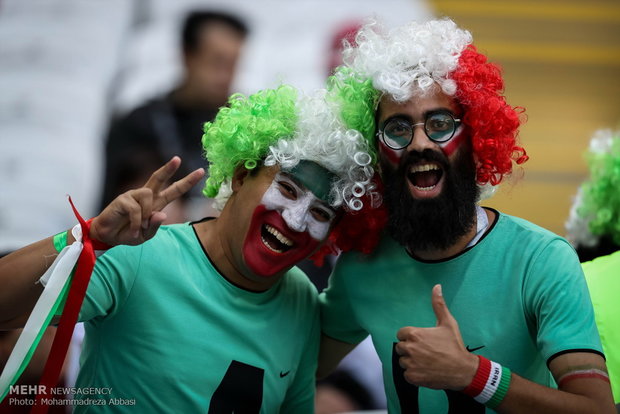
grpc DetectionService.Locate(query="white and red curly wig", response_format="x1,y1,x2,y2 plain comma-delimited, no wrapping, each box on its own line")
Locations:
332,17,529,195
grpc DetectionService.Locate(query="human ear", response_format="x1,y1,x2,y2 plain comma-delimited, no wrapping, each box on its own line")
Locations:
231,165,250,192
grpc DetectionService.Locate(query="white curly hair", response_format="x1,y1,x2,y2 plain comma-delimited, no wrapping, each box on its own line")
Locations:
342,18,472,102
214,89,377,212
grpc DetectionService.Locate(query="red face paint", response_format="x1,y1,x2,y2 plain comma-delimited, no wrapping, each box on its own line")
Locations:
242,205,321,278
438,126,466,157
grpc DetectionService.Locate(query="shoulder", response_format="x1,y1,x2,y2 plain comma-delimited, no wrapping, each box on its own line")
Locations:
494,211,561,240
282,266,320,293
491,210,576,255
107,95,170,136
582,250,620,281
117,95,169,121
280,267,320,303
142,222,194,245
335,234,406,275
105,223,195,259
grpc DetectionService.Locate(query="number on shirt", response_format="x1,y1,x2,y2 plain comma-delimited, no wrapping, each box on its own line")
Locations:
208,360,264,413
391,343,484,413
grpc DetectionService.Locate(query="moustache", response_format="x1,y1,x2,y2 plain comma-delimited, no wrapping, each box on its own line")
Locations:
397,149,449,173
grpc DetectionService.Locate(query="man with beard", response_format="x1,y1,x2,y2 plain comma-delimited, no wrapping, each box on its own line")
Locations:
318,18,616,413
0,85,385,412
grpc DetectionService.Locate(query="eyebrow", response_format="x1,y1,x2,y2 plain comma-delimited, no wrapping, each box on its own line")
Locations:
278,173,336,213
381,108,457,125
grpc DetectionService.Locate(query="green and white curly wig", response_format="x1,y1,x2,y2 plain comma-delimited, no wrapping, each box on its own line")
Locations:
201,84,378,212
566,128,620,248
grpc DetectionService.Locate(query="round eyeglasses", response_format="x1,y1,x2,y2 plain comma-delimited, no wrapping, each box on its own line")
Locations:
377,111,462,150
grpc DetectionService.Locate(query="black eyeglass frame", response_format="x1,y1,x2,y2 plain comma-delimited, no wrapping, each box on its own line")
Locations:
376,110,462,150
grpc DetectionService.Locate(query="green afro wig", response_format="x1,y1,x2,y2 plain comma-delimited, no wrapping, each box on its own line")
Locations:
201,85,299,199
566,128,620,247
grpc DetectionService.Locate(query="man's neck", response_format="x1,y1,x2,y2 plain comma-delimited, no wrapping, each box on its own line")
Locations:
170,82,220,110
409,208,495,261
193,216,280,293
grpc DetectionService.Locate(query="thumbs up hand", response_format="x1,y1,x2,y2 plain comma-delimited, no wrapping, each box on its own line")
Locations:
395,284,479,390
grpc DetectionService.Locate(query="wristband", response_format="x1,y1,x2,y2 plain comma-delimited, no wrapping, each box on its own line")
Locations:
41,225,82,287
462,355,511,408
41,221,111,287
52,230,68,253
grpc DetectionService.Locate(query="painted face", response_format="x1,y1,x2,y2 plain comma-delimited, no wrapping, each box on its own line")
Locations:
377,86,467,201
241,162,338,278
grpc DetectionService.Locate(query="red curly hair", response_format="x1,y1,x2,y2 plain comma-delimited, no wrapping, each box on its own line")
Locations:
453,45,529,185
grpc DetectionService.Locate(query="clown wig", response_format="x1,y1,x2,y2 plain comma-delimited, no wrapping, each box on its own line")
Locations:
566,128,620,249
202,84,387,261
330,17,528,188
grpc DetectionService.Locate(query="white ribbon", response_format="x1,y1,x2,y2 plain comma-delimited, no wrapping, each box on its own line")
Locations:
0,235,82,401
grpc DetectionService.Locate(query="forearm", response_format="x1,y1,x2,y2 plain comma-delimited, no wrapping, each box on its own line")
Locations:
0,231,72,326
495,372,615,414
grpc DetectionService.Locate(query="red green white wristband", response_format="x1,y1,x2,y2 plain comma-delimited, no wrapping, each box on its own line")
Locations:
462,355,511,409
42,220,110,287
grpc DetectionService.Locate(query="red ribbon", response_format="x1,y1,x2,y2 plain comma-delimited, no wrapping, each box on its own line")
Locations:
31,198,108,413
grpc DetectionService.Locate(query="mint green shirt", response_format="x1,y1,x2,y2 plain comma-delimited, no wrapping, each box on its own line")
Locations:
74,222,319,413
583,250,620,404
321,210,603,413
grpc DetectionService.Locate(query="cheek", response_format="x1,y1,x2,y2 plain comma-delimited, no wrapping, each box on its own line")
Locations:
439,128,467,157
306,219,332,241
261,183,290,211
378,140,406,166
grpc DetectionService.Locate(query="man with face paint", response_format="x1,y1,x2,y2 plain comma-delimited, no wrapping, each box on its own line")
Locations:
318,18,616,413
0,85,385,412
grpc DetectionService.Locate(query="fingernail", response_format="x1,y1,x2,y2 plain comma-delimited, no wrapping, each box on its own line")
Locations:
134,230,140,238
142,219,148,229
437,284,443,296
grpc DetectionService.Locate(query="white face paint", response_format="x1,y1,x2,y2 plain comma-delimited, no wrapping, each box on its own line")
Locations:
261,172,337,241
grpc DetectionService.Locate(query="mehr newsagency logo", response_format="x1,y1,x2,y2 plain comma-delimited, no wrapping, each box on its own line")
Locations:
8,385,136,407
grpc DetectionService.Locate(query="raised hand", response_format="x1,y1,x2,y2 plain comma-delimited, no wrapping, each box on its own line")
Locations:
89,156,205,247
395,284,478,390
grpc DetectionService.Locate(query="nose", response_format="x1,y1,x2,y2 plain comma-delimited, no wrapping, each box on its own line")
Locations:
281,198,312,233
406,122,435,152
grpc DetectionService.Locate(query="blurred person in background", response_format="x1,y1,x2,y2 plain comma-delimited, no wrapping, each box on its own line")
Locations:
566,128,620,263
100,10,249,222
565,127,620,408
0,84,385,412
318,17,615,413
325,20,363,78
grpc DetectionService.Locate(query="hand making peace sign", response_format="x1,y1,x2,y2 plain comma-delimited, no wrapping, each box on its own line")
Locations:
89,156,205,247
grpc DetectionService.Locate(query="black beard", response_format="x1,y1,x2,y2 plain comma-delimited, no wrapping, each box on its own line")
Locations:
382,146,479,253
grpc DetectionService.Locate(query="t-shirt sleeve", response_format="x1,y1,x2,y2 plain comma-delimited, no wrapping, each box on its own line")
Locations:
319,254,368,344
279,302,320,413
523,238,603,362
77,244,142,322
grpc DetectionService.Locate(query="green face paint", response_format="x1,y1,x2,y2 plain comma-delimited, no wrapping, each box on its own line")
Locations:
284,160,337,204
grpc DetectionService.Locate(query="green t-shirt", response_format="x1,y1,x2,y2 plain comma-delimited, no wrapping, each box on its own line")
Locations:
583,250,620,404
321,210,602,413
73,222,319,413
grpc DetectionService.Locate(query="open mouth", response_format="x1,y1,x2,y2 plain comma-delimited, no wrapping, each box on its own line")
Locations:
407,163,444,191
261,224,294,253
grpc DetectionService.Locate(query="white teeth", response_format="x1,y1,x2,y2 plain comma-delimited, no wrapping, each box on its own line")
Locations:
413,185,436,191
262,236,283,253
410,164,440,173
265,224,293,247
